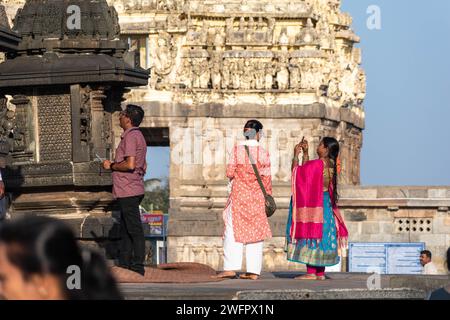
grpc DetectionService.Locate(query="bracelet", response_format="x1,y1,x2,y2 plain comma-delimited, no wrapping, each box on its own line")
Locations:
292,156,299,162
110,163,115,171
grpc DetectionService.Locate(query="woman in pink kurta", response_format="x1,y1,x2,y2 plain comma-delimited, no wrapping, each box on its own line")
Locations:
216,120,272,280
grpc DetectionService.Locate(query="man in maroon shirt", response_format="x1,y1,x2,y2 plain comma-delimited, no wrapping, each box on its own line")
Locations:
103,104,147,276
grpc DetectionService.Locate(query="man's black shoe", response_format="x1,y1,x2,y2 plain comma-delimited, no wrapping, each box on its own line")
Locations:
130,266,145,276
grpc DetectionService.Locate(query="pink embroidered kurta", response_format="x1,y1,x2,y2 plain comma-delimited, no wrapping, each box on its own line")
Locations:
224,142,273,244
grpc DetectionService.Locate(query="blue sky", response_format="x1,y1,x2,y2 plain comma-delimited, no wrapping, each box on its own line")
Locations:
146,0,450,186
341,0,450,185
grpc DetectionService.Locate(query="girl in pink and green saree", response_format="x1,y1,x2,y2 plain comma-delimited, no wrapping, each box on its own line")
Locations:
286,137,348,280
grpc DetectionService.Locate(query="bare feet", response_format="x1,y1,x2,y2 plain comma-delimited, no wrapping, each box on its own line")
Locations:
213,271,237,279
239,273,260,280
294,274,318,280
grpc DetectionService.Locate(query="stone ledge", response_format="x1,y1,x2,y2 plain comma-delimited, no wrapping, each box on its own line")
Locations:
235,288,426,300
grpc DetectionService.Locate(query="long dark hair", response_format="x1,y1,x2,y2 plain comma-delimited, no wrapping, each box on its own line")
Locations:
0,216,123,300
322,137,340,206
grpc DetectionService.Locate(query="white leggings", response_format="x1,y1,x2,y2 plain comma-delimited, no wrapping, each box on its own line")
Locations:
223,204,264,275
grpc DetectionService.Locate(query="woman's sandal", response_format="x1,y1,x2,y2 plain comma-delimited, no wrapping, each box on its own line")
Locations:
239,273,260,280
294,274,319,280
213,271,237,279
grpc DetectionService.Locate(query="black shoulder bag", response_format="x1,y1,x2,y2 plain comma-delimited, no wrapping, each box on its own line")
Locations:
244,145,277,217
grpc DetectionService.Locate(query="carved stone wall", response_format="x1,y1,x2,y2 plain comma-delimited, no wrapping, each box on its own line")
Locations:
37,93,72,162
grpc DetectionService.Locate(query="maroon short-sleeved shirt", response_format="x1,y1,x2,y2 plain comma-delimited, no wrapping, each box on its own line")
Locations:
112,127,147,199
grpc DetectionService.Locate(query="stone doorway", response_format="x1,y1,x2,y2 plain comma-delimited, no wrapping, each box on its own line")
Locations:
140,127,170,265
140,127,170,215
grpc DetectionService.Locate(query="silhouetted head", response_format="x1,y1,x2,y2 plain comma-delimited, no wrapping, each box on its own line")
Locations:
0,216,122,300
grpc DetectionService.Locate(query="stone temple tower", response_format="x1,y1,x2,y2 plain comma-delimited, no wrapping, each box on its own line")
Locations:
107,0,366,269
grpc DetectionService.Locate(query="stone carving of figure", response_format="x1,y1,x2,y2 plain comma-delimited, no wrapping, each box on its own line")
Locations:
230,60,242,89
339,63,358,105
0,98,14,143
355,68,366,103
241,60,254,90
191,58,202,88
248,17,255,30
279,27,289,46
268,18,275,33
255,61,266,90
288,60,301,89
200,59,211,89
214,28,225,47
264,61,275,90
191,57,211,89
210,57,222,90
221,59,231,89
246,17,255,42
226,17,234,38
327,75,342,100
300,60,312,89
155,32,175,77
276,56,289,90
257,17,265,30
201,20,209,44
239,17,246,31
310,61,324,89
178,58,192,89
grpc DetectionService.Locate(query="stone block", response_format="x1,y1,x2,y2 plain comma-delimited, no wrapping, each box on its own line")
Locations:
350,234,371,242
346,221,361,236
394,209,435,219
409,189,428,198
432,217,450,234
361,222,380,234
339,187,377,199
380,222,395,234
428,189,448,198
344,210,367,221
377,188,408,198
387,234,411,243
366,209,393,221
369,234,393,242
409,234,447,247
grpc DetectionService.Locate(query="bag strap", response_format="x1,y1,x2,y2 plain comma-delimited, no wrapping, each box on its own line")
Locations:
244,145,268,197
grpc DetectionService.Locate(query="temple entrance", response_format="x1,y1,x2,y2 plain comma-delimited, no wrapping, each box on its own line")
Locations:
140,127,170,265
140,127,170,213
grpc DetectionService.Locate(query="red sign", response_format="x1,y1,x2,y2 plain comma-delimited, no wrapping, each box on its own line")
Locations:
141,213,164,225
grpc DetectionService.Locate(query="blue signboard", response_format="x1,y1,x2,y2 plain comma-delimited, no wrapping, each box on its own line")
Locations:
349,242,425,275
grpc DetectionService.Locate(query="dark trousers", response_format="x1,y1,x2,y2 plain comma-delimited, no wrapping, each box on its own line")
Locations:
117,195,145,273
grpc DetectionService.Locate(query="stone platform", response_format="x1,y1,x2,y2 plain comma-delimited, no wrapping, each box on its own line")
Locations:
119,272,449,300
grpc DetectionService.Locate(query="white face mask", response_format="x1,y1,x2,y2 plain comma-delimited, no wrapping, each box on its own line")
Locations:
244,128,264,140
244,128,257,139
